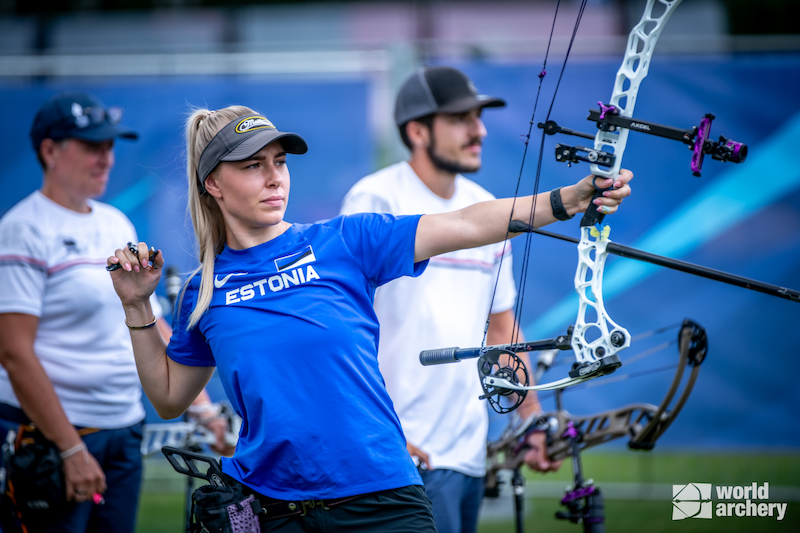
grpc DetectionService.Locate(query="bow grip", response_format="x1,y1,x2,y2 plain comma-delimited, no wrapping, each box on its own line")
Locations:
579,187,609,227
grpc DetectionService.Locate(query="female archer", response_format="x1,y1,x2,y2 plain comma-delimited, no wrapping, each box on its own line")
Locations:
107,105,632,532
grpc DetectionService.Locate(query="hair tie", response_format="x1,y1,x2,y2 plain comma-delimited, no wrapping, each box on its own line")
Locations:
197,110,215,128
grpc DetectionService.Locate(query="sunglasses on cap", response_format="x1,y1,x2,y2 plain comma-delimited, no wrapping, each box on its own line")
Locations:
67,104,124,129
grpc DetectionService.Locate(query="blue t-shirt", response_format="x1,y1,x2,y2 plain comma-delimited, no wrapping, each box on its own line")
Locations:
167,213,428,500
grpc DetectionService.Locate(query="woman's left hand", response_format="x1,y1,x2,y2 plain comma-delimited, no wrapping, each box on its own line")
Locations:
574,168,634,216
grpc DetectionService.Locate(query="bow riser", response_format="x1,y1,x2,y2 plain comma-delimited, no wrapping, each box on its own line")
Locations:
573,228,631,364
571,0,683,374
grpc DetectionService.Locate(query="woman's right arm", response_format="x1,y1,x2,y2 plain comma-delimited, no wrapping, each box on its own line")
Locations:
108,243,214,419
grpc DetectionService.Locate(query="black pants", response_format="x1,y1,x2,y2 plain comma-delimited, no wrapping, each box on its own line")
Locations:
251,485,437,533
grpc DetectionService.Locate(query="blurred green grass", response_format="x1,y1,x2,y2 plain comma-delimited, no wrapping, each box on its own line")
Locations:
135,451,800,533
519,450,800,485
137,492,184,532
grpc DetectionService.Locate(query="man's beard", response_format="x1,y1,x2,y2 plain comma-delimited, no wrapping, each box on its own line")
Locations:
427,134,482,175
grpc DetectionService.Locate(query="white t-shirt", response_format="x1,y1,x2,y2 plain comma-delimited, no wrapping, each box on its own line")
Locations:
340,161,517,476
0,191,161,429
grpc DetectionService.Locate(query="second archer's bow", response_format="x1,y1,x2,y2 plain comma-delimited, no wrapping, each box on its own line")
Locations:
484,318,708,495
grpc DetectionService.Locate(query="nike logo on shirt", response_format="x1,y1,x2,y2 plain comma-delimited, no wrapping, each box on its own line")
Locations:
214,272,248,288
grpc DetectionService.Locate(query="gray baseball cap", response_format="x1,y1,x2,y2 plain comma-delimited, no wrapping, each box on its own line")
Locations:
197,115,307,193
394,66,506,127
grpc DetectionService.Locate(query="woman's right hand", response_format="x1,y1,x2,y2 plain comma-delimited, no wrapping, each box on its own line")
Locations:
107,241,164,307
62,445,106,503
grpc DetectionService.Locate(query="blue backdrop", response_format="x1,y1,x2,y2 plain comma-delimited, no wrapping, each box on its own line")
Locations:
1,53,798,449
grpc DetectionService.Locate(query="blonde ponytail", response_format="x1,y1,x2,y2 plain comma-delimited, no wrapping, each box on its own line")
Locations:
183,105,258,329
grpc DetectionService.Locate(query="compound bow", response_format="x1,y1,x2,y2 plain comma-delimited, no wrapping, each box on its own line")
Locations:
418,0,793,401
418,1,797,530
485,318,707,482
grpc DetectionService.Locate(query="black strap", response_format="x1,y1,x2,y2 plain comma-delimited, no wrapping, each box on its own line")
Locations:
550,187,574,221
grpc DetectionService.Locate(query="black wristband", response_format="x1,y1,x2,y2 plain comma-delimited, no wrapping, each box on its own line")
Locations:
550,188,574,221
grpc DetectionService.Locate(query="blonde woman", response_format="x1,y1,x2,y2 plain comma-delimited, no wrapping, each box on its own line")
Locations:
107,105,632,532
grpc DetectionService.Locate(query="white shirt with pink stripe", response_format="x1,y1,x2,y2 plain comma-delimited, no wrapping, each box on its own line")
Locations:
0,191,161,429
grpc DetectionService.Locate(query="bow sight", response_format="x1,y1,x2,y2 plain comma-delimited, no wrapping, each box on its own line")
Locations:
540,105,747,177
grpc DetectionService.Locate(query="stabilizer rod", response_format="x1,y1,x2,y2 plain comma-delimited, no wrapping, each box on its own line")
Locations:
522,227,800,302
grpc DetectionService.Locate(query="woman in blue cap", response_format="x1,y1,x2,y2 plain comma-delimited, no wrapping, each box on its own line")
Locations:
0,93,228,533
108,104,632,532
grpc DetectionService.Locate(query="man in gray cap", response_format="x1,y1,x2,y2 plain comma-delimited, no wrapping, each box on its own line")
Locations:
0,92,227,533
340,66,561,533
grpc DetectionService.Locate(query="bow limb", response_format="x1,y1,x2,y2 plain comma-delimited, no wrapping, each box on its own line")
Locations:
628,318,707,448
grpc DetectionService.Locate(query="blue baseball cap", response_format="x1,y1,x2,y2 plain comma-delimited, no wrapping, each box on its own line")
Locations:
29,92,139,152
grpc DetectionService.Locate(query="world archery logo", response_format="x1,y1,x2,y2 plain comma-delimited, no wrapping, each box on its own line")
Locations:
235,116,275,134
672,483,713,520
672,482,787,521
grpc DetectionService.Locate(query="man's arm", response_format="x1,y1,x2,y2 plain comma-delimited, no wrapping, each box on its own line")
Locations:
0,312,106,501
187,389,236,457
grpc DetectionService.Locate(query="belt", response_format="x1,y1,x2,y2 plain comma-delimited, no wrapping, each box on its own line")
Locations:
0,403,100,435
260,495,363,520
218,472,366,520
0,403,31,425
